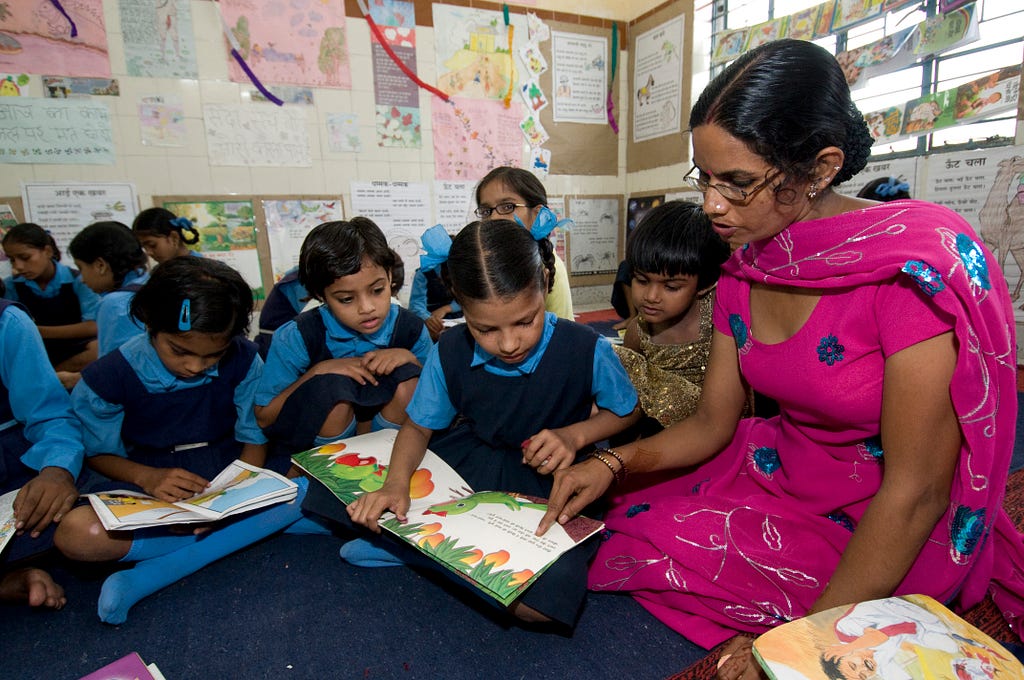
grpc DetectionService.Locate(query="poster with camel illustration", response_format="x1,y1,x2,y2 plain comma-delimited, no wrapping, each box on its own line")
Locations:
291,429,604,605
219,0,350,89
632,14,684,143
0,0,110,78
922,146,1024,361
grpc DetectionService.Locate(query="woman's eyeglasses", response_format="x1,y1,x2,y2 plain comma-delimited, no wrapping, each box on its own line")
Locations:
474,202,528,218
683,167,781,204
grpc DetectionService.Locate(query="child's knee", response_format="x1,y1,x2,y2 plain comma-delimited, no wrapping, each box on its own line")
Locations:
54,507,114,561
318,402,355,438
392,377,418,408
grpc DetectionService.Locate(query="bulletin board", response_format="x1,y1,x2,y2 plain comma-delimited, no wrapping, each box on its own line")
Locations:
0,197,25,224
627,2,693,173
564,193,623,286
539,20,621,176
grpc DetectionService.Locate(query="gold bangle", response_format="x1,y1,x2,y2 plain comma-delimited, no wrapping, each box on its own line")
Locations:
589,452,619,484
599,447,628,479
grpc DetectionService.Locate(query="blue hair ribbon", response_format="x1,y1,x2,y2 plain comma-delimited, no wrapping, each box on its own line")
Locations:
419,224,452,273
876,176,910,198
178,299,192,332
527,205,573,241
169,216,193,230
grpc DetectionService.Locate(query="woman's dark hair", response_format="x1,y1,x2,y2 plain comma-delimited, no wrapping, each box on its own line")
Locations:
298,218,396,299
856,176,911,201
68,221,148,287
475,166,548,208
3,223,60,260
689,39,873,201
627,201,729,291
131,257,253,338
131,207,200,245
446,219,555,303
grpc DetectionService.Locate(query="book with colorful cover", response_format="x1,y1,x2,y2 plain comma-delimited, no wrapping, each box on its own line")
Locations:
290,429,604,606
0,488,17,554
78,651,162,679
752,594,1024,680
86,460,298,531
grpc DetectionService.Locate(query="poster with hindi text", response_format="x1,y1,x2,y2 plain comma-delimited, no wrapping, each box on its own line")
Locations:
550,32,606,125
839,157,919,199
433,181,476,235
371,0,420,149
632,15,685,143
262,199,343,281
220,0,350,89
349,181,432,264
21,181,138,260
120,0,198,78
0,0,111,77
203,104,311,167
432,97,524,181
0,98,115,164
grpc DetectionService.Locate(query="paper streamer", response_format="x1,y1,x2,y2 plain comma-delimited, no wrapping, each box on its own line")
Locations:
606,22,619,134
357,0,450,102
48,0,79,37
503,5,515,108
216,4,283,106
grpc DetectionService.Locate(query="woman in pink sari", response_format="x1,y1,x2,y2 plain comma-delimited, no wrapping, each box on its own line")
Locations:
538,39,1024,678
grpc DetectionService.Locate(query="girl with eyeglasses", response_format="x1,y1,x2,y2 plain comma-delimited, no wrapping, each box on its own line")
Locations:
474,167,574,321
538,39,1024,675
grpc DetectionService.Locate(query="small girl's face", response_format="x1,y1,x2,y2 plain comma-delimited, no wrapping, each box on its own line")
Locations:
477,181,542,227
73,257,116,294
137,233,182,264
631,270,699,326
321,257,392,335
152,330,232,379
5,242,55,281
461,288,546,365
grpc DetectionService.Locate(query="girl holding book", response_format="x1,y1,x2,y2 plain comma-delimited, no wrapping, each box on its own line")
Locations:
54,257,317,624
345,219,639,628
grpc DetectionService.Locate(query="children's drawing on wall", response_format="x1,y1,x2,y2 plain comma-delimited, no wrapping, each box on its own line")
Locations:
978,155,1024,302
0,73,28,96
220,0,351,89
263,198,343,280
955,65,1020,123
519,78,548,113
138,95,185,147
711,28,747,65
376,105,421,148
431,98,523,181
41,75,119,97
744,17,788,52
902,91,955,135
530,148,551,180
432,5,527,101
0,0,111,77
326,112,361,153
120,0,198,79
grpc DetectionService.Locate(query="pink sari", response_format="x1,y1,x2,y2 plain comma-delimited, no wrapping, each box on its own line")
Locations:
589,200,1024,647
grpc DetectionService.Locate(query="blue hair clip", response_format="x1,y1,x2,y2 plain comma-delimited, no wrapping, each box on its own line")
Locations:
169,216,193,230
178,299,191,331
419,224,452,273
528,205,573,241
876,177,910,198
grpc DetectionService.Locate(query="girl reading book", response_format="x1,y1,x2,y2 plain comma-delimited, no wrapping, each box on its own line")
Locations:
54,257,317,624
344,219,639,628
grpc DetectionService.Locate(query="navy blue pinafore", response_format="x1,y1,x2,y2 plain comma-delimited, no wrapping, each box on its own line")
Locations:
15,273,90,366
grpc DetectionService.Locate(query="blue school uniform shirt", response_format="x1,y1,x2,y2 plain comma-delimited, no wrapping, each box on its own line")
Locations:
71,333,267,457
408,268,461,320
96,268,149,357
407,312,637,430
255,303,432,406
0,303,84,476
3,260,100,321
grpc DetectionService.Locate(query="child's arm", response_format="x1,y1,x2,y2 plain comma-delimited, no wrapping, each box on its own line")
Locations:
88,454,208,502
36,319,97,340
621,316,642,352
239,442,269,468
361,347,419,375
347,420,433,532
523,407,640,472
234,351,269,467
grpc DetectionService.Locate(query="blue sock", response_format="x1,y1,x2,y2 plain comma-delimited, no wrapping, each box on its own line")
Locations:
314,417,356,447
338,538,406,568
370,412,400,432
98,480,310,624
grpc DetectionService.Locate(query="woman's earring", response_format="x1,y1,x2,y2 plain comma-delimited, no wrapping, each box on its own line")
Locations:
807,181,820,200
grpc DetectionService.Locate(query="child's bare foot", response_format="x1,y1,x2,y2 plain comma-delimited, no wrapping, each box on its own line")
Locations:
0,568,67,609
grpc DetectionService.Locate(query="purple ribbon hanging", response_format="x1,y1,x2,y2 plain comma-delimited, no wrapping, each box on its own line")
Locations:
229,48,284,106
49,0,78,37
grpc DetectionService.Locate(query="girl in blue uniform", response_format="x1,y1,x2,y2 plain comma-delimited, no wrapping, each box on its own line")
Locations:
255,265,309,359
2,223,100,370
131,207,200,264
255,218,432,454
346,219,639,629
0,293,84,609
68,221,150,358
408,224,462,342
54,257,313,624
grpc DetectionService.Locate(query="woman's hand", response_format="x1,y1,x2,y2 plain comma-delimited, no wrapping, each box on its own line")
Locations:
361,348,417,376
138,466,208,502
521,429,575,474
716,637,766,680
536,457,616,535
315,357,379,385
348,483,410,533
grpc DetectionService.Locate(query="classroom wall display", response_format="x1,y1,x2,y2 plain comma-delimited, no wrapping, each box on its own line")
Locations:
839,156,919,199
837,26,916,90
433,180,475,235
202,104,312,167
0,0,111,78
566,195,622,279
628,2,691,173
626,193,665,234
262,198,344,281
119,0,198,79
831,0,886,33
156,197,265,300
349,181,431,264
431,4,528,102
219,0,351,90
138,95,185,148
550,31,607,125
21,181,139,258
0,98,115,165
0,199,21,279
431,97,525,180
370,0,421,149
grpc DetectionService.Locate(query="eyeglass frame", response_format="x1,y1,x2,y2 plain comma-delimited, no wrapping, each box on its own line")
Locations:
683,166,783,204
474,202,529,219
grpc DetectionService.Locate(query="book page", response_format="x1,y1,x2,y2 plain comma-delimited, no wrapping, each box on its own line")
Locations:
88,491,209,529
182,460,296,516
0,488,18,554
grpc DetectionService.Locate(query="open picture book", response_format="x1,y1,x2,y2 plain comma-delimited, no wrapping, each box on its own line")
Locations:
0,488,17,554
290,429,604,606
752,593,1024,680
86,460,298,531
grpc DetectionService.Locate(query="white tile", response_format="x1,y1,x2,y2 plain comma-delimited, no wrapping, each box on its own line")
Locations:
210,165,253,194
166,157,213,195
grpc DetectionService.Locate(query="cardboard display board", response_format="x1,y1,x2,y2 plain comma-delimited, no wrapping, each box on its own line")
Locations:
627,2,692,173
539,20,620,176
0,197,25,224
564,194,623,286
